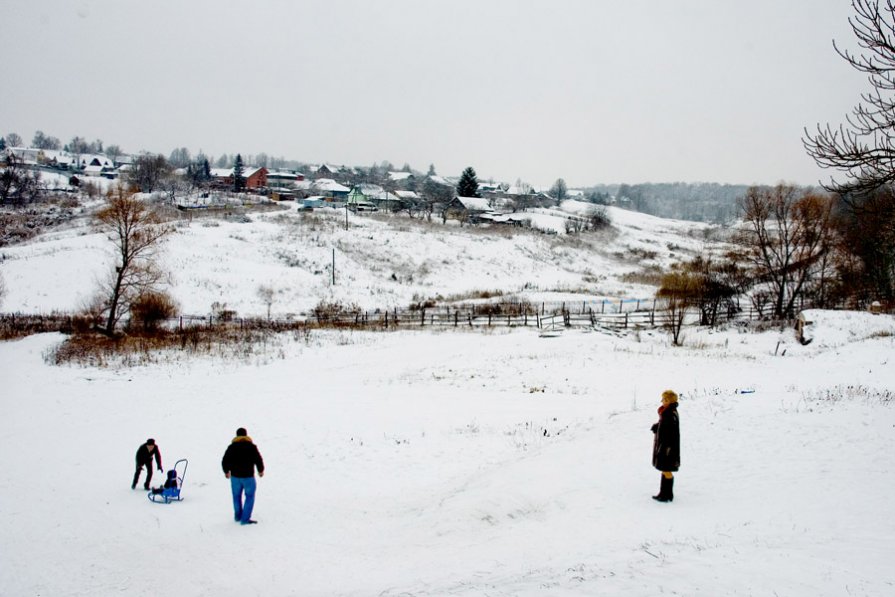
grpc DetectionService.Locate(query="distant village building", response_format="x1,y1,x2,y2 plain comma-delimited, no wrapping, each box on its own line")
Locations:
312,178,350,199
315,164,342,178
210,166,268,190
395,190,420,202
443,196,493,223
348,184,403,211
267,170,305,188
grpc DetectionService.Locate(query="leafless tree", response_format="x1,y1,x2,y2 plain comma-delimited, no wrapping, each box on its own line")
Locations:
804,0,895,193
127,154,171,193
0,153,25,203
0,153,42,205
5,132,23,147
657,270,700,346
32,131,61,150
158,171,190,205
735,185,836,318
95,187,172,335
105,145,123,164
550,178,568,201
257,285,275,319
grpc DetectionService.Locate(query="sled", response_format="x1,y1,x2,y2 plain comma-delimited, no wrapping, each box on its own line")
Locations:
148,459,188,504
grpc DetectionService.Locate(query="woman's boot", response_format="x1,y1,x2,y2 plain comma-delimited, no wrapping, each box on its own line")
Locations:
652,475,672,502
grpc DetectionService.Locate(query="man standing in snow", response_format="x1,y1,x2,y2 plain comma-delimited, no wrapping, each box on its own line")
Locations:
132,438,162,490
651,390,680,502
222,427,265,525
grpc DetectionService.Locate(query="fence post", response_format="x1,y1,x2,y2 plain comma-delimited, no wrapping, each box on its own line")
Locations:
420,308,425,326
455,311,459,327
625,312,628,329
601,300,605,314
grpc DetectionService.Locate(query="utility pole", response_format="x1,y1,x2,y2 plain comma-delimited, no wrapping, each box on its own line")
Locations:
332,248,336,285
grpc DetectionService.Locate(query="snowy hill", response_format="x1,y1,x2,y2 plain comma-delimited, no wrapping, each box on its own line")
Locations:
0,203,721,316
1,202,893,596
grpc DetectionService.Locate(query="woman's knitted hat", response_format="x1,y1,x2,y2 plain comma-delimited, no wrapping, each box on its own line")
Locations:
661,389,679,403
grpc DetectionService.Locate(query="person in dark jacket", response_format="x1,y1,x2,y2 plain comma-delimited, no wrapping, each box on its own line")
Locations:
222,427,265,525
651,390,680,502
132,438,163,490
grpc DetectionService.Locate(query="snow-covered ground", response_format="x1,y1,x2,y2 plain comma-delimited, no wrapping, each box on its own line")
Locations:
1,318,893,596
1,202,893,596
0,204,719,316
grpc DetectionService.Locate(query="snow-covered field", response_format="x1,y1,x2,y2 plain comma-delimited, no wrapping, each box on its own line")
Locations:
0,203,716,316
1,203,894,596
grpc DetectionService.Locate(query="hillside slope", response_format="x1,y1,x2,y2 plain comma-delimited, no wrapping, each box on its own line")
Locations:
0,202,724,316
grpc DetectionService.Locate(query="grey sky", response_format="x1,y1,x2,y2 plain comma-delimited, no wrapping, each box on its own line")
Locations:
2,0,864,188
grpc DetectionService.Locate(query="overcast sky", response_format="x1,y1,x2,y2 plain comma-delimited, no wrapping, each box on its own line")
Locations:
2,0,866,188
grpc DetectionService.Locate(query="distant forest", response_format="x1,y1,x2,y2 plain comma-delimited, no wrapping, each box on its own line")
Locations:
582,182,778,224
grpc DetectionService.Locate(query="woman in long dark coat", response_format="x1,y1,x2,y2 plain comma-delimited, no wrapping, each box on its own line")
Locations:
651,389,680,502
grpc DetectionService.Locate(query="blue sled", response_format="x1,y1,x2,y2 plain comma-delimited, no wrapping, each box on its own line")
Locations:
148,459,188,504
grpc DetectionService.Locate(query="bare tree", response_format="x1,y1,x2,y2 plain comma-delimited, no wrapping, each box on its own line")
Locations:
158,170,190,205
832,185,895,303
0,153,42,205
168,147,191,168
657,270,700,346
550,178,568,201
257,285,275,319
95,187,172,335
105,145,123,164
32,131,61,150
68,136,90,155
0,153,24,203
128,154,171,193
804,0,895,193
735,185,836,318
5,132,23,147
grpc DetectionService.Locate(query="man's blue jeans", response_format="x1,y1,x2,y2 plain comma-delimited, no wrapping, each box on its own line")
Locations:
230,476,257,524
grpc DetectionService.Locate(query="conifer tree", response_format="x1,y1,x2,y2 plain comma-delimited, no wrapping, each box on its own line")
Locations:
457,166,480,198
233,154,245,192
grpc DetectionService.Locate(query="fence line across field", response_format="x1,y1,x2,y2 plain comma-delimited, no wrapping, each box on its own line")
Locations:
177,301,766,331
0,296,862,339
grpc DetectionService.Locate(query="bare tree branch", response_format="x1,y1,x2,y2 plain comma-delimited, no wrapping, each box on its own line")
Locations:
804,1,895,193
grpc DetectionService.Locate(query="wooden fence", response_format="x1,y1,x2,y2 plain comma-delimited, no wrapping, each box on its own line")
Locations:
1,298,881,339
